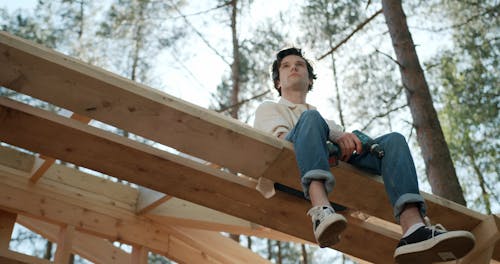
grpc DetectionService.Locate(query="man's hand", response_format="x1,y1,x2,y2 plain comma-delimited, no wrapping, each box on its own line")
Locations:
334,132,362,161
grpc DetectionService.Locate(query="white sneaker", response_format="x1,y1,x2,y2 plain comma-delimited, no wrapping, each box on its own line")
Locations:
307,206,347,248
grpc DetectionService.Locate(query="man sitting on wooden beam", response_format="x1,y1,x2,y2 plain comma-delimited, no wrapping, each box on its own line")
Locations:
254,47,475,263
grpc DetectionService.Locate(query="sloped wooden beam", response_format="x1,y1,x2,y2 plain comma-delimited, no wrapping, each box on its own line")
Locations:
0,210,16,251
0,98,400,263
17,215,131,264
30,113,91,184
460,214,500,264
147,197,311,244
136,187,171,215
0,165,273,264
0,251,50,264
0,31,487,236
0,145,304,244
131,246,148,264
29,155,55,183
0,145,34,173
174,227,270,264
0,31,282,182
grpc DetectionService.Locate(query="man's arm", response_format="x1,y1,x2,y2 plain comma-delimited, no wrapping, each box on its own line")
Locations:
324,119,362,161
334,132,362,161
254,102,291,138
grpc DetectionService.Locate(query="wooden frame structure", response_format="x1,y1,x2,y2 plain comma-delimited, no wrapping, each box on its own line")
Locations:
0,31,498,263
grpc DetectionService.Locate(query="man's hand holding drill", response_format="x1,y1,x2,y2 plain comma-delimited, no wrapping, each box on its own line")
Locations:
334,132,362,161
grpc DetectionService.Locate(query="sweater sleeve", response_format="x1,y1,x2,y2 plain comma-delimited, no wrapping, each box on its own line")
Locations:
325,119,345,141
254,102,291,138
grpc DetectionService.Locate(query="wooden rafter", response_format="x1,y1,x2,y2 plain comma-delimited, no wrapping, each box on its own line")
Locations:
0,31,487,231
0,210,16,251
136,187,172,215
30,113,92,183
0,155,271,263
0,98,402,263
0,31,498,263
0,145,306,244
0,251,50,264
17,215,131,264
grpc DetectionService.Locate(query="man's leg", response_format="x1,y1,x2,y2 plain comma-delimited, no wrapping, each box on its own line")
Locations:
286,110,346,247
348,132,475,262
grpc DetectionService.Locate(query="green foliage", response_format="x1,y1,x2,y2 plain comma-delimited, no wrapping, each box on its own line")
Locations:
299,0,363,50
431,0,499,213
97,0,186,83
210,18,285,121
0,8,59,48
148,252,174,263
341,51,407,133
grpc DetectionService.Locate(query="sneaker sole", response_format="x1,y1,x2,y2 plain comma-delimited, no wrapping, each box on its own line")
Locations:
316,214,347,248
394,231,475,263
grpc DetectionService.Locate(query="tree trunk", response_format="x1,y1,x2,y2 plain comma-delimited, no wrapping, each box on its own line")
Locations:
465,138,491,213
229,0,240,119
44,240,53,260
267,239,273,260
381,0,466,205
246,236,252,250
130,2,145,82
301,244,308,264
229,233,240,243
276,240,282,264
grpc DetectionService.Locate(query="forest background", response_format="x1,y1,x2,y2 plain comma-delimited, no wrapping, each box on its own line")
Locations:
0,0,498,263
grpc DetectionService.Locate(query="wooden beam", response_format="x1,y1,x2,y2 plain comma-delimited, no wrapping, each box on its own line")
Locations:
0,250,50,264
54,225,75,264
0,169,278,264
136,187,171,215
0,210,17,251
30,113,91,183
131,246,148,264
0,144,34,173
0,31,486,237
17,215,131,264
460,214,500,264
0,99,401,263
0,145,306,244
0,31,283,182
0,256,28,264
173,227,271,264
147,197,311,244
30,156,55,183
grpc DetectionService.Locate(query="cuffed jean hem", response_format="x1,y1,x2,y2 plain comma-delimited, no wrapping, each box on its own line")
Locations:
394,193,427,223
301,169,335,200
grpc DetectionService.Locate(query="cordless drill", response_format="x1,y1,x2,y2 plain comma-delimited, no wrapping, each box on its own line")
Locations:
327,130,384,165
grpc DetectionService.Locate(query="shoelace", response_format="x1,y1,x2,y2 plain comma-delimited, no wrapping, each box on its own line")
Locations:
424,217,461,263
424,216,447,238
307,206,333,222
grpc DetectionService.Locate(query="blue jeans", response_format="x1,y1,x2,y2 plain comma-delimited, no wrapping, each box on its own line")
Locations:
285,110,426,222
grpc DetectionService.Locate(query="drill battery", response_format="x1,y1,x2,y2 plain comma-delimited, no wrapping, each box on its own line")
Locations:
327,130,384,166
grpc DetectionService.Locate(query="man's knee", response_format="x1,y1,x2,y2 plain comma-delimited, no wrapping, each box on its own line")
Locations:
386,132,407,145
299,110,323,124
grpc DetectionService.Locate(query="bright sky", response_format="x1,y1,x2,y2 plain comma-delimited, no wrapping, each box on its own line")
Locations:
3,1,498,262
0,0,448,123
1,0,444,189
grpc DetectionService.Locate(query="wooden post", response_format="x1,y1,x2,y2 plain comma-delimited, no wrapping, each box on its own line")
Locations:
0,210,17,252
131,246,148,264
54,225,75,264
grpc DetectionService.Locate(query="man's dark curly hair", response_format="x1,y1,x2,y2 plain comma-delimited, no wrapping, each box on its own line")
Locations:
271,47,317,96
